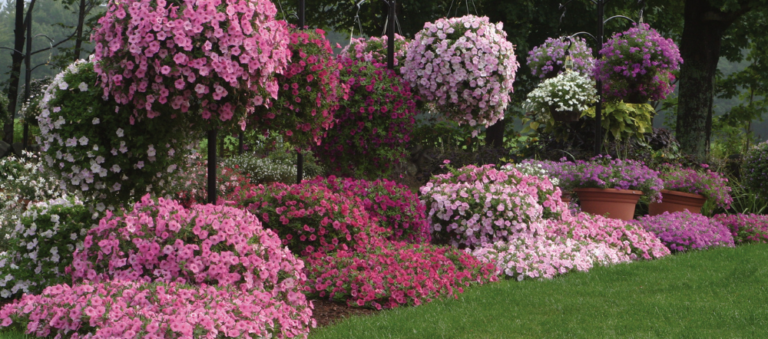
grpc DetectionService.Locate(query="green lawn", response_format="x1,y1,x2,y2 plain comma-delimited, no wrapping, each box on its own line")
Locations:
311,243,768,339
1,244,766,339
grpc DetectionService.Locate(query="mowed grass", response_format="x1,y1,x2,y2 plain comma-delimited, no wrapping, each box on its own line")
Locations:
311,243,768,339
0,244,765,339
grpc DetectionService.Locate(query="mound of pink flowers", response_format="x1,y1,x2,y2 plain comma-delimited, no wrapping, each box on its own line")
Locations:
633,211,735,252
403,15,520,134
472,213,670,281
420,164,567,248
712,213,768,244
0,195,315,338
340,34,408,70
0,280,311,338
307,176,431,243
92,0,290,125
304,236,496,310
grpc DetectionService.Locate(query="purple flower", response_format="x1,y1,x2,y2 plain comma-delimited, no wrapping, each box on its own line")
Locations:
633,211,735,252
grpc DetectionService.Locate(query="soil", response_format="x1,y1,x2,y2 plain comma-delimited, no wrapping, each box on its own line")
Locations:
310,299,377,329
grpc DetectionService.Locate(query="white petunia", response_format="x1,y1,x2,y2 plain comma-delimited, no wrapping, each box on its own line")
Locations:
78,82,88,92
116,128,124,137
92,118,100,125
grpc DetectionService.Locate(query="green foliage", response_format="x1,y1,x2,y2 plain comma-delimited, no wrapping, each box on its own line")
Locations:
0,92,9,126
583,102,655,141
742,141,768,203
0,196,94,299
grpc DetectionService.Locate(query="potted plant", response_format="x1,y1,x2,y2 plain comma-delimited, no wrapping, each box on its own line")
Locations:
523,71,598,122
594,23,683,104
554,156,663,220
527,36,594,79
402,15,520,135
650,164,733,215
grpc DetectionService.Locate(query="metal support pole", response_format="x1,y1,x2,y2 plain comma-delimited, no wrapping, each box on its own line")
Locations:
387,0,396,71
22,9,32,152
594,0,604,156
296,0,306,184
207,129,217,204
238,131,244,155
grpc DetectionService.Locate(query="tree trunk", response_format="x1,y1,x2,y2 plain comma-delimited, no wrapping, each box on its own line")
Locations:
72,0,88,61
676,0,745,160
485,119,506,148
2,0,26,144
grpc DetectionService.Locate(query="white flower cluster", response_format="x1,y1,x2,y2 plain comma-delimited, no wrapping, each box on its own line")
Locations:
0,195,90,298
222,155,314,184
501,162,560,186
523,71,598,119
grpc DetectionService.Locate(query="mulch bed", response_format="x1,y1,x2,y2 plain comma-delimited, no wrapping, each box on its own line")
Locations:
310,299,377,329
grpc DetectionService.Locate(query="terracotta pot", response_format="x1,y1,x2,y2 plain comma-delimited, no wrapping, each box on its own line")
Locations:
573,188,642,221
549,106,581,122
648,189,706,216
560,191,572,204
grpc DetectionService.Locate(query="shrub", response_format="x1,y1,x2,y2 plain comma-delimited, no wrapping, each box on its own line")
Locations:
340,34,409,72
743,140,768,201
403,15,520,134
250,27,346,149
0,280,313,338
229,182,384,256
307,176,431,243
0,151,63,203
313,58,418,179
68,195,310,308
633,211,735,252
712,213,768,244
420,164,567,248
472,212,670,281
304,237,496,309
37,60,193,208
527,36,594,79
0,196,93,299
0,92,9,126
91,0,290,127
595,23,683,103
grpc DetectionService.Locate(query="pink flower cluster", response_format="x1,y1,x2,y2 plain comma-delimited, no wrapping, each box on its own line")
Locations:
304,236,497,309
594,23,683,103
340,34,408,71
229,182,385,256
313,58,418,179
712,213,768,244
420,164,567,248
402,15,520,135
91,0,290,125
633,211,735,252
307,176,431,243
251,27,347,149
472,213,670,281
0,280,312,338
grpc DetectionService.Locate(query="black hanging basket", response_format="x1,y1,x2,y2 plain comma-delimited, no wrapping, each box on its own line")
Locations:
549,106,581,122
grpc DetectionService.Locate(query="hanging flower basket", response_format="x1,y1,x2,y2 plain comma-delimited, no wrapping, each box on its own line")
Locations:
549,106,581,122
595,23,683,103
649,189,707,216
528,36,594,79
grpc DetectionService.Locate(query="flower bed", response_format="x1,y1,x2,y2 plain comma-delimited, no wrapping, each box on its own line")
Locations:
304,237,496,309
712,213,768,244
633,211,735,252
307,176,431,243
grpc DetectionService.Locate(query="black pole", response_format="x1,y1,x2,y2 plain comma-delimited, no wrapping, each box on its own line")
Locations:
208,129,217,204
22,9,32,152
594,0,604,156
238,131,244,155
387,0,396,70
296,0,306,184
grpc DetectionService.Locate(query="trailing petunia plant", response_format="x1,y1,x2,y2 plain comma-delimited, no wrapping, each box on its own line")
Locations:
250,27,347,149
553,155,664,202
313,58,418,179
402,15,520,135
340,34,409,72
0,196,93,299
522,71,597,125
527,36,594,79
633,211,735,252
594,23,683,103
712,213,768,244
91,0,291,129
657,163,733,209
37,60,194,208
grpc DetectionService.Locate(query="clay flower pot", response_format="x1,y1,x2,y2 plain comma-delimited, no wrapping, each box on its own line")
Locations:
560,190,572,204
648,189,706,216
573,188,642,221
